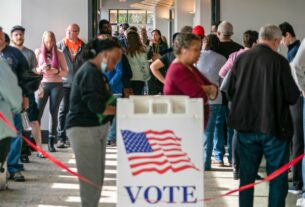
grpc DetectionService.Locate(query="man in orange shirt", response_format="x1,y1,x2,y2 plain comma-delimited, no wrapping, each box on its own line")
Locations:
57,24,85,148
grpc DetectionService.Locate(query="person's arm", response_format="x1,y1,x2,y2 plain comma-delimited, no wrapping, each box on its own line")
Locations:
0,60,22,114
55,50,68,77
290,38,305,92
281,59,301,105
108,59,123,88
168,64,208,102
219,55,234,78
34,48,45,74
150,59,166,83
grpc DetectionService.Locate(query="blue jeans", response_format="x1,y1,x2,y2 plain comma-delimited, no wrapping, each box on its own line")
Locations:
107,94,121,142
7,114,24,174
238,132,289,207
204,104,223,169
212,105,226,163
107,116,116,142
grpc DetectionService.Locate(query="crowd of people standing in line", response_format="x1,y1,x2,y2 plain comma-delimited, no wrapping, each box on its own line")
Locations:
1,18,305,207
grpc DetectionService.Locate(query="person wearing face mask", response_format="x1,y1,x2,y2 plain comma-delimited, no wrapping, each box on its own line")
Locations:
35,31,68,152
65,38,121,207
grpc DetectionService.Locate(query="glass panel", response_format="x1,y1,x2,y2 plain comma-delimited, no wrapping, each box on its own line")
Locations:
118,10,128,24
109,10,118,23
128,10,146,25
146,11,154,37
147,11,154,25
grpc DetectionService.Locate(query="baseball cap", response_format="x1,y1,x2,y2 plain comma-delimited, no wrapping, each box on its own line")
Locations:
11,25,25,34
192,25,205,38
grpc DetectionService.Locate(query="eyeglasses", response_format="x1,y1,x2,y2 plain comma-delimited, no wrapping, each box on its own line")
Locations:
66,30,79,33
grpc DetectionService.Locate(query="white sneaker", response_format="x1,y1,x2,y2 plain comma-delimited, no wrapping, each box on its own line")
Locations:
296,198,305,207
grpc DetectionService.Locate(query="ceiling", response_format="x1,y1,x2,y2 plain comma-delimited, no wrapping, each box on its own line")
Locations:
130,0,174,10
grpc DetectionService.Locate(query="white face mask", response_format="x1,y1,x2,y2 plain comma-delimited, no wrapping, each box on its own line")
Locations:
100,59,107,73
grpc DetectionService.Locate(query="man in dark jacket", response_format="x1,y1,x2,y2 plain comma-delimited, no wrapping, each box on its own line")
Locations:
227,24,300,207
57,23,85,148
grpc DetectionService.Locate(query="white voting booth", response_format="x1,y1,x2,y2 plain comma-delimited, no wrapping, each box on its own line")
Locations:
117,96,204,207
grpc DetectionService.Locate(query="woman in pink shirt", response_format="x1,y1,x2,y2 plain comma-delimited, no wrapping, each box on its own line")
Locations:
35,31,68,152
219,30,258,78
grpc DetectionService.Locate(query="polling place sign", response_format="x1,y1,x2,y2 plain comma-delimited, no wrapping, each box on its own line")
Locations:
117,96,204,207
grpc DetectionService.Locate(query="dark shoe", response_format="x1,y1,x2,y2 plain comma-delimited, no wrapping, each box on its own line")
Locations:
109,140,116,146
48,136,56,152
20,155,29,163
288,184,303,194
57,140,67,149
9,171,25,182
233,169,240,180
256,174,263,180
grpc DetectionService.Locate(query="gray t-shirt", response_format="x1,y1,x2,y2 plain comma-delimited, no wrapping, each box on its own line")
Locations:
21,47,37,70
197,50,226,105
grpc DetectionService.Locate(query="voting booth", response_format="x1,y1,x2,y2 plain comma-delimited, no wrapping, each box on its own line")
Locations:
117,96,204,207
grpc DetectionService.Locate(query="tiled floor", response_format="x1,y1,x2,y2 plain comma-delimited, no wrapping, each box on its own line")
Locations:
0,145,300,207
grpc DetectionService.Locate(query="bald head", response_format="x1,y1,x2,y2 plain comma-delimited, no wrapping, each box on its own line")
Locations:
66,23,80,42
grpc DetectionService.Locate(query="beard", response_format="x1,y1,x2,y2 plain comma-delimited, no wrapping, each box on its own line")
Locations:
12,39,24,47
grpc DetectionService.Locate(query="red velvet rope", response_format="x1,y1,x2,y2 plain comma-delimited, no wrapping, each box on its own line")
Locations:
1,112,303,202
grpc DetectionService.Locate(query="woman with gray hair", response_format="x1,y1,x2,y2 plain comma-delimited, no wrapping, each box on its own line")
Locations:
164,32,218,129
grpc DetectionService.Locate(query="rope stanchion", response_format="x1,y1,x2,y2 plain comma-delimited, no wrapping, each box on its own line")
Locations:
1,112,303,203
201,150,305,202
0,112,101,190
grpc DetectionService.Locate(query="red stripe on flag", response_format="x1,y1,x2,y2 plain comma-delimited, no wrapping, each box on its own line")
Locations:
132,165,200,176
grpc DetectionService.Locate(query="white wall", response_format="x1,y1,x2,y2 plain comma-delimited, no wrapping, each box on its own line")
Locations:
0,0,88,51
193,0,211,32
154,5,171,44
22,0,88,50
0,0,22,33
174,0,194,32
220,0,305,45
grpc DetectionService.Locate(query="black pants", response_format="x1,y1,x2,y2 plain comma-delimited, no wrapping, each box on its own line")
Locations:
290,96,304,188
130,81,145,95
37,82,64,137
0,138,11,164
57,87,71,142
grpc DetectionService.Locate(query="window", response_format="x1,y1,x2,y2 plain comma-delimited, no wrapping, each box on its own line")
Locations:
109,9,154,36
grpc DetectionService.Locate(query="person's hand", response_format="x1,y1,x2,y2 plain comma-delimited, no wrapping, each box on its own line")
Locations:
152,53,161,61
41,63,50,73
202,85,218,100
22,97,29,110
49,67,60,75
124,88,134,98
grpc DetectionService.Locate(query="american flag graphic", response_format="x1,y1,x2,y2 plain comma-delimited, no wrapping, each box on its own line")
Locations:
121,129,200,176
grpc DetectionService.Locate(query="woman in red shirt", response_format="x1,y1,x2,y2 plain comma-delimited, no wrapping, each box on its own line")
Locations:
164,33,217,127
